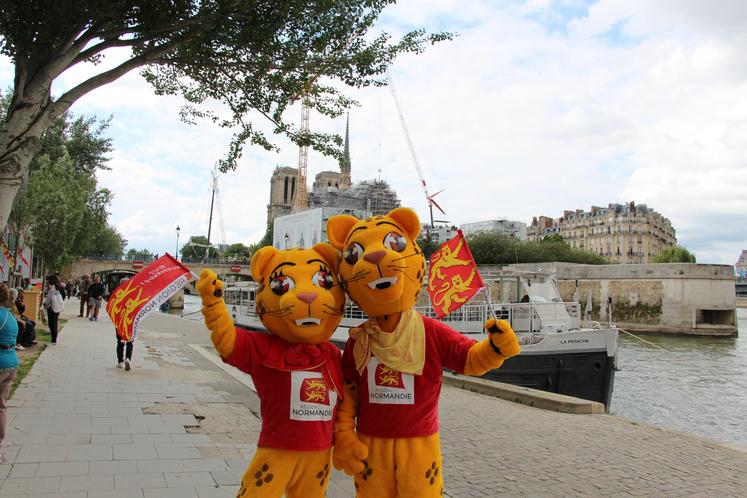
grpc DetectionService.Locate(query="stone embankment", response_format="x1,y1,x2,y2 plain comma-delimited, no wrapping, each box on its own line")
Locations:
3,299,746,497
509,262,738,337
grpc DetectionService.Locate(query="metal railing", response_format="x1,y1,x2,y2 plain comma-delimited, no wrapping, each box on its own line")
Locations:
342,301,581,334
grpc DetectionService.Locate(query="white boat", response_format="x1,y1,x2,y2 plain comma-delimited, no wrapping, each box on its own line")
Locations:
223,269,618,409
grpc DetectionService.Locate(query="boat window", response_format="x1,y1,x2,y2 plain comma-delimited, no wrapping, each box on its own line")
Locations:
242,291,249,302
225,291,238,305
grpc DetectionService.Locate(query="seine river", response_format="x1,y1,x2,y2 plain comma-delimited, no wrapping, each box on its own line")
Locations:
610,307,746,447
177,295,746,447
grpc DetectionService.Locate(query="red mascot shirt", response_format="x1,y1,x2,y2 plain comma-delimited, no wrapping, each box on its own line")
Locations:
226,329,343,451
341,315,476,438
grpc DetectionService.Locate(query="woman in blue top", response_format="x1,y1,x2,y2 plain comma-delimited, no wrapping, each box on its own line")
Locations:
0,283,19,463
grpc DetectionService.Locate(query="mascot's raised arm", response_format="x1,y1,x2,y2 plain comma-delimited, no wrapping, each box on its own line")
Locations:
327,207,520,498
198,243,345,498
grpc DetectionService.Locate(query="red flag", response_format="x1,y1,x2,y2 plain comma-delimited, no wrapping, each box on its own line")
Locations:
426,230,484,318
106,254,193,342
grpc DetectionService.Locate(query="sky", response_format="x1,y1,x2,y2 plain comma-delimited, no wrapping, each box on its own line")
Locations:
2,0,746,265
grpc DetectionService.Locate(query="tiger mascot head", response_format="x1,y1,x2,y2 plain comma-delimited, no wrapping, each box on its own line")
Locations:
251,243,345,344
326,207,425,318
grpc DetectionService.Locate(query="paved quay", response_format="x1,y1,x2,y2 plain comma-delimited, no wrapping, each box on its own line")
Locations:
2,298,747,497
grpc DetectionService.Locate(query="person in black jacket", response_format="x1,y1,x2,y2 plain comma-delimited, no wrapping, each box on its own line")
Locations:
87,275,105,322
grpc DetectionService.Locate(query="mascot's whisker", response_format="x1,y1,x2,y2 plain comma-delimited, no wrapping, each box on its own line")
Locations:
391,252,424,262
266,305,294,317
341,270,371,286
390,267,417,284
322,304,344,316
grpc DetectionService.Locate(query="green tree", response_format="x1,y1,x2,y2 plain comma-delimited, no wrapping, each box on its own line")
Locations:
256,222,274,250
0,1,450,230
90,224,127,257
224,243,251,259
652,245,696,263
540,233,565,244
466,232,607,265
21,153,92,271
416,235,440,260
5,101,121,267
126,248,154,261
180,235,218,261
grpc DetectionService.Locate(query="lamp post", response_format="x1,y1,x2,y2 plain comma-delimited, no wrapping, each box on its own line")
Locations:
175,225,181,260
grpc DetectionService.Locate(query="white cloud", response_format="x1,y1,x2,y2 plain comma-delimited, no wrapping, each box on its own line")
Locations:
2,0,746,265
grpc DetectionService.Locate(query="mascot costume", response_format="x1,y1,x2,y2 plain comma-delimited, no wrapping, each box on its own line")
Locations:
327,207,521,497
198,243,345,498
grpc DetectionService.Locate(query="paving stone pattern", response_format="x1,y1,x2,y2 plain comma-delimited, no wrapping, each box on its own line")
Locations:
2,299,746,497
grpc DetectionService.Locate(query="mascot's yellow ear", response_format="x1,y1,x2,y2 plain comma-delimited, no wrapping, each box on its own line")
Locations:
388,207,421,240
312,243,341,275
326,214,359,250
251,246,279,282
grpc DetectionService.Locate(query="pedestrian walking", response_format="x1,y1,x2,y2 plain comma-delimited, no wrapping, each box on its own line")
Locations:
43,275,64,344
87,275,105,322
113,277,134,371
78,273,91,318
0,283,19,463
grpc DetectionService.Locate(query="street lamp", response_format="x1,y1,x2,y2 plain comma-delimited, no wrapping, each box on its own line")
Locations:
176,225,181,260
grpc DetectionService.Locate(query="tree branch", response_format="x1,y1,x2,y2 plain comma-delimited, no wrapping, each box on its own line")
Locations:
71,37,148,66
51,41,184,120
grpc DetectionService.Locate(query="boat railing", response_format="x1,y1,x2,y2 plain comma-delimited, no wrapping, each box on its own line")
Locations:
342,300,581,334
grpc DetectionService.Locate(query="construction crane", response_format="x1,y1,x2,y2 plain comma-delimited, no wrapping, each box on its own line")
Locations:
386,70,445,228
292,97,310,212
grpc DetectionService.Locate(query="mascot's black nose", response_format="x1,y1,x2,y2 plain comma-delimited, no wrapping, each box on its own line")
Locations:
213,289,223,298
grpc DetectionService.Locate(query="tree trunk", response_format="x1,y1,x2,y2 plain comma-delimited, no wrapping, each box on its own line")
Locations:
0,80,62,232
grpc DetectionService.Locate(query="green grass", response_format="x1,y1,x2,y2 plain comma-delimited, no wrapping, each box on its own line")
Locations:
9,318,67,397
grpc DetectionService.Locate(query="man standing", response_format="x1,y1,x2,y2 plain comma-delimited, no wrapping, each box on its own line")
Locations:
78,274,91,318
87,275,105,322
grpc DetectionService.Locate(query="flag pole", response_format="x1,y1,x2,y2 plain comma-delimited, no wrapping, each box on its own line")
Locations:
481,286,499,321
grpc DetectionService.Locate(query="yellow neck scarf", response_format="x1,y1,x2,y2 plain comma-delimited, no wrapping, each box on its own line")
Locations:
349,309,425,376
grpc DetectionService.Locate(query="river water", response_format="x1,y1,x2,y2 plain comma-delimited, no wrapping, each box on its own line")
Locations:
176,295,746,447
610,307,746,447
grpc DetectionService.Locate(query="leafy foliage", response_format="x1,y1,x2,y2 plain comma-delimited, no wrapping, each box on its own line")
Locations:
126,248,155,260
416,235,440,260
466,232,608,265
254,222,274,251
180,235,218,260
224,242,251,259
652,245,696,263
6,106,124,270
1,0,450,175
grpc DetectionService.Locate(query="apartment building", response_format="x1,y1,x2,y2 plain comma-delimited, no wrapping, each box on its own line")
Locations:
528,202,676,264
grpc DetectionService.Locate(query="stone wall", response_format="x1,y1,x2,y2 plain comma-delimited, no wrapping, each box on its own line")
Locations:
507,263,737,337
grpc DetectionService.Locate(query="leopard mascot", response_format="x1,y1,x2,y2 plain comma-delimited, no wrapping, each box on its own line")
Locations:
198,243,345,498
327,207,520,497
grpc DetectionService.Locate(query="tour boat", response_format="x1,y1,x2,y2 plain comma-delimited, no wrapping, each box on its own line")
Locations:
222,269,618,409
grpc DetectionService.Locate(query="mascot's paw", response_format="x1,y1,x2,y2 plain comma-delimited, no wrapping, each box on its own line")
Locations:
333,431,369,476
197,269,224,308
484,318,521,358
